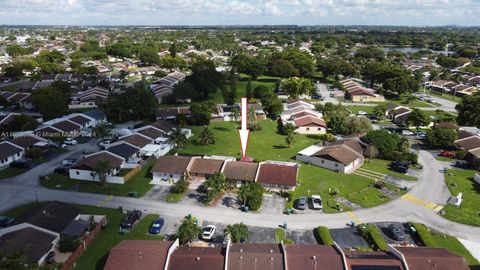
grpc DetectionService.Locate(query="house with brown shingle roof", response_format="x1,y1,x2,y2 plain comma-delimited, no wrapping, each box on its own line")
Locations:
151,156,193,184
293,115,327,134
120,133,153,148
167,246,225,270
228,243,285,270
223,161,259,186
256,161,298,191
189,158,225,179
296,141,364,174
69,151,127,183
341,79,385,102
345,250,405,270
286,245,344,270
454,135,480,167
396,246,469,270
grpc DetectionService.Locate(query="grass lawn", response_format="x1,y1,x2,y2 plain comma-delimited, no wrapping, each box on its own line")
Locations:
288,164,394,212
362,159,417,181
427,90,463,103
40,160,155,197
442,169,480,227
0,167,27,180
436,156,455,162
424,110,457,121
275,228,293,244
181,120,320,161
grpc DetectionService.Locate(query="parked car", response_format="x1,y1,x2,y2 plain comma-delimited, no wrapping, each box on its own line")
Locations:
311,195,323,210
133,122,146,129
202,225,216,240
10,158,32,168
390,165,408,174
0,216,13,227
297,197,307,210
402,130,415,136
455,160,470,169
357,111,367,116
99,140,115,150
389,161,410,174
120,210,142,229
54,166,70,175
44,251,55,264
388,224,406,241
148,218,164,234
64,138,78,145
440,150,455,158
62,159,78,166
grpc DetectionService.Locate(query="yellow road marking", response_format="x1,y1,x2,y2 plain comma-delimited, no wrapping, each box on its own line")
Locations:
347,211,363,225
97,195,113,207
401,194,442,211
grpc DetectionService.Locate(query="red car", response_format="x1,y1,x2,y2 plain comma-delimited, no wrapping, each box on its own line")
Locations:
440,150,455,158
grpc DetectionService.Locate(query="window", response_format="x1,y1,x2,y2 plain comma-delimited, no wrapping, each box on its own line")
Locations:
306,128,310,131
335,163,338,167
76,171,80,175
318,128,321,131
321,160,324,164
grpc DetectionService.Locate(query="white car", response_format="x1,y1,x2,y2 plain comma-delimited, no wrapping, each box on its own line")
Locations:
64,138,78,145
311,195,323,210
99,140,114,149
202,225,216,240
402,130,415,136
357,111,367,116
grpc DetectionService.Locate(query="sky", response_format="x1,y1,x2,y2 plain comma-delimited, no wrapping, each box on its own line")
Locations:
0,0,479,26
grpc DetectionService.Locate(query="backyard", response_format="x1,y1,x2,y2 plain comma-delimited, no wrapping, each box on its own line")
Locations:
212,76,279,104
362,159,417,181
442,169,480,227
40,160,155,197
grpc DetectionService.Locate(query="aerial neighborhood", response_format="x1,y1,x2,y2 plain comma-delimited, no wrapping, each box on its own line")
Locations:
0,19,480,270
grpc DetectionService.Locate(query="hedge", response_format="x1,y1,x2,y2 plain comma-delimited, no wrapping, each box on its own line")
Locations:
408,222,436,246
314,226,334,245
360,224,388,251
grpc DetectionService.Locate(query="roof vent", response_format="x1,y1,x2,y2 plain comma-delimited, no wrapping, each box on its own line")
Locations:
240,248,243,253
239,256,243,260
254,258,257,262
270,257,274,261
196,257,200,261
270,249,273,253
312,255,316,260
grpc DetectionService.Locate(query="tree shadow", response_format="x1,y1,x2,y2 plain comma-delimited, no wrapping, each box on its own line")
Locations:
306,135,322,140
95,253,109,270
213,127,230,132
273,145,288,149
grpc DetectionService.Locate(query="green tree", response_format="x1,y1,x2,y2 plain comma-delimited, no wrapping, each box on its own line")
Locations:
168,127,188,150
426,128,457,149
4,64,23,79
328,115,348,135
456,95,480,127
177,216,201,245
246,77,253,100
345,116,372,135
318,57,356,78
198,126,216,145
277,48,315,77
238,182,264,210
189,102,215,126
407,108,429,130
6,45,34,57
92,124,110,139
365,145,379,160
169,43,177,57
372,104,387,120
362,130,402,160
270,59,299,78
58,236,81,252
203,172,226,203
231,107,240,122
31,87,69,119
93,160,112,186
224,223,249,243
138,48,160,65
231,54,266,79
280,77,314,98
285,133,295,148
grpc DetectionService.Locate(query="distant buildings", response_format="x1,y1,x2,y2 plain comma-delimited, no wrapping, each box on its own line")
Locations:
341,78,385,103
281,100,326,135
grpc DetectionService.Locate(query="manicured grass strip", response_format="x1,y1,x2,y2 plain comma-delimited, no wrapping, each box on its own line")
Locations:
40,160,155,197
408,222,479,266
0,167,27,180
359,224,388,251
435,156,455,162
442,169,480,227
314,226,334,245
275,228,293,244
362,159,417,181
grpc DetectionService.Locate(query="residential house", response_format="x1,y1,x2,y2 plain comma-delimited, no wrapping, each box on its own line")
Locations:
223,160,259,186
69,151,126,184
345,251,405,269
341,79,385,102
69,86,109,109
454,134,480,166
256,161,298,191
10,134,49,150
104,240,176,270
1,92,32,109
120,133,153,148
396,247,469,270
156,107,191,121
0,141,25,170
293,115,327,134
228,243,284,270
285,245,344,270
106,142,141,165
150,71,186,103
168,246,226,270
134,125,166,143
189,158,225,179
0,112,21,128
151,156,193,184
390,106,412,126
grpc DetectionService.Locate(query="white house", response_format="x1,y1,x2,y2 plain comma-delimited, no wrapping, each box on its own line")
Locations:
293,115,327,135
0,141,25,170
296,143,364,174
69,151,127,184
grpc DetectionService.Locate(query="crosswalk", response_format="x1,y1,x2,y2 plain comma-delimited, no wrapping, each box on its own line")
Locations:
401,194,444,212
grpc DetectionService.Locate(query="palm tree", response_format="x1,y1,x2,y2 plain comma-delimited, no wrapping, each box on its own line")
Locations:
224,223,249,243
93,124,110,140
168,126,188,150
93,160,112,186
178,216,201,245
198,126,216,145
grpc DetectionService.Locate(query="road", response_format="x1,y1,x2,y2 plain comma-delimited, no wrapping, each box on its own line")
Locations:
0,79,29,89
1,149,479,242
315,83,458,113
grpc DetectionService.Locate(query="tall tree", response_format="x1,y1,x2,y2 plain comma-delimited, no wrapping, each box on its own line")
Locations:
407,108,430,130
198,126,216,145
456,95,480,127
280,77,314,98
224,223,249,243
246,77,253,100
177,216,201,245
93,160,112,186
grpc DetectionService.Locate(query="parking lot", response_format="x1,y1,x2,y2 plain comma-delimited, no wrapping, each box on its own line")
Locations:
330,227,370,250
375,222,417,246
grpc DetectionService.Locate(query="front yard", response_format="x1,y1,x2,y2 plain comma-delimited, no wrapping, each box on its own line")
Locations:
442,169,480,227
362,159,417,181
40,160,155,197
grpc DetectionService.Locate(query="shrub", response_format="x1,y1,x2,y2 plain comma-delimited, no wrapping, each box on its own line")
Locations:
171,180,189,194
408,222,436,246
314,226,334,245
58,236,80,253
360,224,388,251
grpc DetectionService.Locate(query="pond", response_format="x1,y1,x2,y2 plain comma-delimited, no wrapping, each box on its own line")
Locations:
383,47,453,55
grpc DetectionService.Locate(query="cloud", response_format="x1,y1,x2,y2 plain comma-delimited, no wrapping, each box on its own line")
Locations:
0,0,478,25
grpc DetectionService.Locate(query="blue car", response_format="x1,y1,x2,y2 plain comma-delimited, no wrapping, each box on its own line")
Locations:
149,218,164,234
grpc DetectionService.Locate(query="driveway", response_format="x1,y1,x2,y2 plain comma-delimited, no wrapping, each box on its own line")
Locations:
330,227,370,249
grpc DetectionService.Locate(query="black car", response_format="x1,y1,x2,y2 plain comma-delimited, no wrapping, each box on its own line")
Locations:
45,251,55,264
389,161,410,168
388,224,406,241
0,216,13,227
133,122,146,129
54,166,70,175
120,210,142,229
390,165,408,174
455,160,470,169
10,158,32,168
